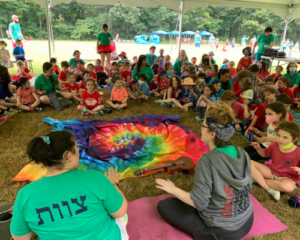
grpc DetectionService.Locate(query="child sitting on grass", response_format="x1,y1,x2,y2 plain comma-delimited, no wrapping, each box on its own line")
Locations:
12,60,32,81
50,58,61,76
263,87,277,106
244,102,286,161
251,122,300,201
164,62,173,80
195,84,216,120
191,57,198,72
227,61,236,79
17,77,42,113
12,39,27,68
181,68,190,80
121,61,132,84
204,66,212,84
258,77,280,102
212,79,224,102
220,58,229,69
64,73,81,101
87,63,97,79
128,73,150,102
268,66,283,83
158,75,182,107
221,90,244,124
94,59,104,72
77,79,105,117
0,65,14,100
257,61,269,81
247,64,260,90
152,70,169,97
79,71,91,91
106,75,128,111
209,64,218,78
277,77,294,105
276,93,294,122
0,40,13,68
108,61,120,79
58,61,70,87
190,74,202,95
233,70,249,101
74,60,85,81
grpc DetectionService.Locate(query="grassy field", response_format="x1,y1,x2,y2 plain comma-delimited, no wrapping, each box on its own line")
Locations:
1,41,300,239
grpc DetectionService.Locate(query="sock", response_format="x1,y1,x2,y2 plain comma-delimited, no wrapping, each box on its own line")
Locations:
29,107,34,112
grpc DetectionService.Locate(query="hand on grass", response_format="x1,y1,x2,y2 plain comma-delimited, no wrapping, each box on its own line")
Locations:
155,179,176,194
105,167,120,185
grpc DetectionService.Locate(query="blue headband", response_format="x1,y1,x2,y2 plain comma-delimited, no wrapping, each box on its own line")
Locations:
40,136,50,144
206,117,236,141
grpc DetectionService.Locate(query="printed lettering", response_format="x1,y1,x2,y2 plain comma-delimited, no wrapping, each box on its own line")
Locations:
71,196,88,215
36,207,54,225
62,201,73,217
53,204,64,219
221,184,236,218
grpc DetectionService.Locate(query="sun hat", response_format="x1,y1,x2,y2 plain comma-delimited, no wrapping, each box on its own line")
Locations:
240,89,261,104
242,47,252,56
208,51,214,56
182,77,196,86
159,69,167,76
119,52,127,58
223,58,229,63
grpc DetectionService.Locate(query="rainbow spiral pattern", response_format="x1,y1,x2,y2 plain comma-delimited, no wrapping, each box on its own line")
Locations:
14,115,209,181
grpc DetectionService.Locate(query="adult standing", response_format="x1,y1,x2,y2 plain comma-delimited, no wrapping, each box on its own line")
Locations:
252,27,275,64
9,15,26,48
242,35,249,48
131,55,155,85
194,31,201,48
252,35,257,46
10,131,128,240
97,24,114,69
34,62,74,105
209,34,215,49
156,104,254,240
68,50,85,72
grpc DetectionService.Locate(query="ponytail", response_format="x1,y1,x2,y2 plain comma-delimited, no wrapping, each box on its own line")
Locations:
27,131,76,169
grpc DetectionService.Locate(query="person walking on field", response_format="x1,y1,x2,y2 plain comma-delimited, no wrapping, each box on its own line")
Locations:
194,31,201,49
9,15,26,48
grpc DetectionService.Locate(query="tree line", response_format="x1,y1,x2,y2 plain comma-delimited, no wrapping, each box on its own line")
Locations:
0,0,300,43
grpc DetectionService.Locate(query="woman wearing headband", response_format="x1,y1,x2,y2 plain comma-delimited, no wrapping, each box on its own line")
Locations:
10,131,129,240
156,104,253,240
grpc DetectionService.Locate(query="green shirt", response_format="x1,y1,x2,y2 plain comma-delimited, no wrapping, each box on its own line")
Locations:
175,57,189,63
9,22,21,40
172,60,192,74
132,66,155,83
194,35,201,43
145,53,157,66
210,59,216,65
34,74,59,95
118,59,130,69
10,170,123,240
215,146,238,158
97,32,113,45
283,72,300,87
68,58,85,71
210,77,233,90
256,33,275,54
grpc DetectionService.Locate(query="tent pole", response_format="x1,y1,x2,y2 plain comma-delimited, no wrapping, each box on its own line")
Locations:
45,0,51,59
178,0,185,55
281,7,292,50
48,4,56,57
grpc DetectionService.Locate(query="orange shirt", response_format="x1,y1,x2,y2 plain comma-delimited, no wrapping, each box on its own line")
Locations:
17,87,36,104
111,87,128,102
227,67,236,77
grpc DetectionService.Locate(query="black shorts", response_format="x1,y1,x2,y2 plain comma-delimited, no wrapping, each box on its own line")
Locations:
112,101,122,105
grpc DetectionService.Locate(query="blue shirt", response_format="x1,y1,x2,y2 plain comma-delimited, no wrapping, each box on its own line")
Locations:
180,87,199,106
13,46,25,60
194,35,201,43
197,94,216,105
216,89,224,101
137,82,151,97
220,64,227,70
205,75,212,84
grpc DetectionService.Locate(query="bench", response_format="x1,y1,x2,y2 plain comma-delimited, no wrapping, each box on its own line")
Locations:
11,58,34,73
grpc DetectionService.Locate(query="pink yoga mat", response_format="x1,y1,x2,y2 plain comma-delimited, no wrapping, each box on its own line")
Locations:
127,194,288,240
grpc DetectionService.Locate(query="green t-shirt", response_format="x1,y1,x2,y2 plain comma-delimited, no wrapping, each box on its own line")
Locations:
118,59,130,68
97,32,113,45
132,66,155,83
68,58,85,71
145,53,157,66
175,57,189,63
210,77,233,90
214,146,238,158
210,59,216,65
34,74,59,95
172,60,192,74
256,33,275,54
283,72,300,87
10,170,123,240
194,35,201,43
9,22,21,40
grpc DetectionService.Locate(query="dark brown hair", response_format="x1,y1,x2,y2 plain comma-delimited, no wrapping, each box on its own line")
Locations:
265,77,274,84
0,40,7,47
265,102,286,121
276,93,293,105
220,90,235,101
263,87,277,95
236,70,249,83
240,77,252,91
43,62,56,86
248,64,259,73
278,77,289,85
61,61,69,68
0,65,11,85
275,122,300,143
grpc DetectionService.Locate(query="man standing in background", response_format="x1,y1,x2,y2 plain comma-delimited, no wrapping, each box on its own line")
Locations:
9,15,26,48
194,31,201,49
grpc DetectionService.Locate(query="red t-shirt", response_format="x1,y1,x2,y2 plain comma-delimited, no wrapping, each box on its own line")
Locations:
269,73,283,83
122,70,132,83
79,81,86,90
278,87,294,105
238,57,253,69
257,69,270,79
64,83,79,93
81,90,103,110
289,112,294,122
74,67,85,73
171,86,183,99
232,101,244,121
158,79,170,91
58,70,69,81
293,87,300,99
17,87,36,104
53,65,59,75
209,72,217,78
248,103,265,128
90,72,97,80
265,142,300,184
17,67,32,79
233,81,241,96
109,70,121,78
95,66,104,72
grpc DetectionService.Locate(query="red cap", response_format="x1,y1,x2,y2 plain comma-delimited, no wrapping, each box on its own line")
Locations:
119,52,127,58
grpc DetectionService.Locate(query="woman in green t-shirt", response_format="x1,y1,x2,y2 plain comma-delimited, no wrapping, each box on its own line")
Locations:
34,62,75,105
282,62,300,90
97,24,114,69
132,55,155,85
68,50,85,72
210,69,233,91
10,131,128,240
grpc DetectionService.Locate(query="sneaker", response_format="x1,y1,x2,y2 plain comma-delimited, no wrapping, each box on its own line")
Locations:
105,105,111,109
34,108,42,112
154,100,161,105
9,108,19,113
0,115,8,126
18,109,25,113
195,116,203,122
82,108,90,117
183,107,189,112
268,188,280,201
96,110,103,116
118,107,123,112
103,108,112,114
3,111,15,117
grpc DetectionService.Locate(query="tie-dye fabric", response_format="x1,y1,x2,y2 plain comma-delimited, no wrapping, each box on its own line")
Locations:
14,115,209,181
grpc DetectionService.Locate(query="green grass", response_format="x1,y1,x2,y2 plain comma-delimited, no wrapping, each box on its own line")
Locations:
1,41,300,240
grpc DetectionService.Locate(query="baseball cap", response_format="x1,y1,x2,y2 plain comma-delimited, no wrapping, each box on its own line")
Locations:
159,69,167,76
119,52,127,58
240,89,261,104
208,51,214,56
223,58,229,63
182,77,196,86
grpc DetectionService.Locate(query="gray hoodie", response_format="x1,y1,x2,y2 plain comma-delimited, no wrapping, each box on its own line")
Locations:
190,146,253,231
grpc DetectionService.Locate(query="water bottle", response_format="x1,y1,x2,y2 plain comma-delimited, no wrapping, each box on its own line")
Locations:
247,127,254,142
288,196,300,208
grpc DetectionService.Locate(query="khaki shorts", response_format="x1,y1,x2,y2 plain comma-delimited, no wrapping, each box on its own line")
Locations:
272,174,297,186
134,92,149,100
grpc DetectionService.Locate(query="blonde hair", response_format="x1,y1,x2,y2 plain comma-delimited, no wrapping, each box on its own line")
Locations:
205,104,236,147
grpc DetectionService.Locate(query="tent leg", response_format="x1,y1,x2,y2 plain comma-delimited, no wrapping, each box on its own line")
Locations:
45,0,51,59
48,7,56,57
178,0,185,55
281,8,292,51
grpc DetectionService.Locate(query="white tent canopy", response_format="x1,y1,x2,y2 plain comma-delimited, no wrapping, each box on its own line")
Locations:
2,0,300,57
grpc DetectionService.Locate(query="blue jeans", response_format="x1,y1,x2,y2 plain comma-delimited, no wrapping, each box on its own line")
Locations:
255,53,264,61
195,42,200,48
